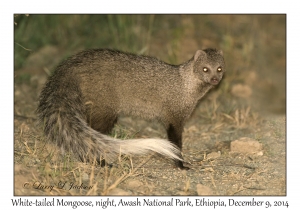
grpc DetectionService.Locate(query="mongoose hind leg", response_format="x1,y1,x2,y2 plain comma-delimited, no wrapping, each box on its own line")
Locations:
86,107,118,134
85,109,118,166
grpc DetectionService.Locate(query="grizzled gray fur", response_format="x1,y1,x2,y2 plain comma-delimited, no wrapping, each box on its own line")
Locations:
37,48,225,169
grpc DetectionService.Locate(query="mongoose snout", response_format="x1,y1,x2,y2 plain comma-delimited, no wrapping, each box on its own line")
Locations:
210,77,220,85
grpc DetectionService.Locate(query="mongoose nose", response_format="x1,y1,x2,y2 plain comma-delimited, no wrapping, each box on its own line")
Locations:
210,77,219,85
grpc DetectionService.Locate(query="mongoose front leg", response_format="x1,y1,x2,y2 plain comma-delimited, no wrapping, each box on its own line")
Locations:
167,124,189,170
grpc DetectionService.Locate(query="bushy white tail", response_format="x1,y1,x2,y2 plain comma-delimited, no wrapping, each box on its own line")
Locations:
39,111,182,163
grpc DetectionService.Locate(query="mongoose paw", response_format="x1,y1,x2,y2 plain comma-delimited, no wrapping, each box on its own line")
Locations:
179,165,190,170
175,160,190,170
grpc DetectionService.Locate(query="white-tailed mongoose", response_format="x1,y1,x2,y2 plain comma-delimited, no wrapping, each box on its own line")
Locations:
37,48,226,169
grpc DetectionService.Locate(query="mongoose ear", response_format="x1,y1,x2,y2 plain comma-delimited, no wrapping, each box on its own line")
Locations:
194,50,206,62
218,50,223,56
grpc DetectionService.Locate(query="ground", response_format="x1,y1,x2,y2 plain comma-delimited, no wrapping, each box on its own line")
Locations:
13,15,286,196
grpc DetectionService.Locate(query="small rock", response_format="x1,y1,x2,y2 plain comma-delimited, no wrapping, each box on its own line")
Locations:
177,191,189,195
196,184,215,195
256,151,264,156
126,180,143,190
230,137,263,155
107,187,132,195
264,131,272,137
81,172,89,182
231,84,252,98
206,151,221,160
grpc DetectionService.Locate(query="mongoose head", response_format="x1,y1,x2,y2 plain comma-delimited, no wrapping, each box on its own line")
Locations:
193,48,225,85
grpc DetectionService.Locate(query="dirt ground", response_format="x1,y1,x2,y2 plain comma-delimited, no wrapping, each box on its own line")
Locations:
13,15,286,196
14,99,286,196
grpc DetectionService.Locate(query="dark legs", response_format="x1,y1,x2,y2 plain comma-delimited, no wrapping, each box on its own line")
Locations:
85,107,118,166
167,123,189,170
86,104,118,134
167,124,183,149
90,115,118,134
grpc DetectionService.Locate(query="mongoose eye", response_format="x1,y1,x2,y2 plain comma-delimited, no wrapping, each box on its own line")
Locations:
217,67,222,72
203,67,208,72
